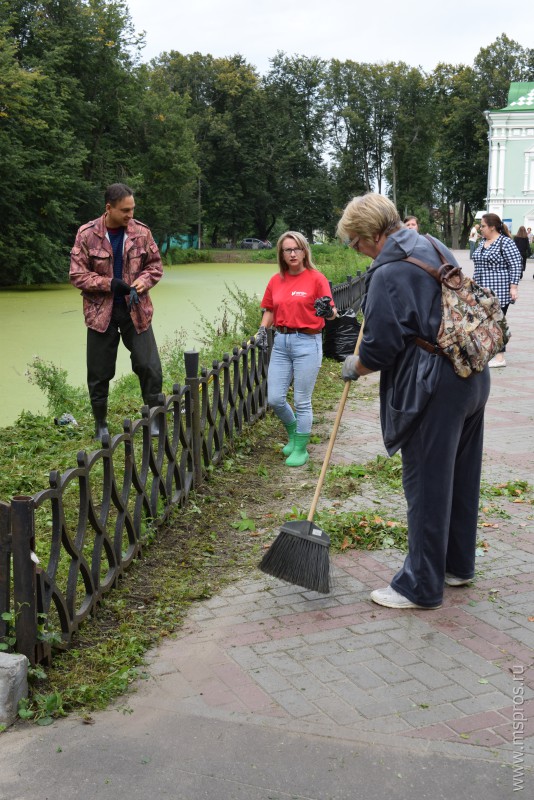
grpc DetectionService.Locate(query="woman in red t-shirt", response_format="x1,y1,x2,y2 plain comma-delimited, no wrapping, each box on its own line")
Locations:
256,231,337,466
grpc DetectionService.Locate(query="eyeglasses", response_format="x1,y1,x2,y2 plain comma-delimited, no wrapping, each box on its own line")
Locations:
282,247,303,255
348,235,360,252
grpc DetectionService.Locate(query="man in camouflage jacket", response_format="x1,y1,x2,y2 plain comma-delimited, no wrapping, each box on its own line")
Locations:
70,183,163,440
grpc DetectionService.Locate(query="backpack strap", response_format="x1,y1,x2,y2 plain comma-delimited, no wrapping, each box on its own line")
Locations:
404,235,463,288
401,236,461,357
403,254,441,282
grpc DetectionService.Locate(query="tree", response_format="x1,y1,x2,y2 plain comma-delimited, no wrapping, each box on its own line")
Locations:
0,1,147,283
325,61,413,215
0,24,86,284
431,63,491,246
3,0,144,197
325,60,377,215
132,65,199,249
473,34,534,111
386,64,436,216
264,53,332,240
152,51,279,244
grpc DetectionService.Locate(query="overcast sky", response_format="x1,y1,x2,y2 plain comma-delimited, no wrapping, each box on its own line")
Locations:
126,0,529,74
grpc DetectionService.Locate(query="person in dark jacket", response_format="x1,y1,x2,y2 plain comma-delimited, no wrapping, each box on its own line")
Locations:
338,193,490,610
70,183,163,441
513,226,530,278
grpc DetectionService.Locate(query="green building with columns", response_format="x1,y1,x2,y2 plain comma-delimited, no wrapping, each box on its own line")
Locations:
485,82,534,234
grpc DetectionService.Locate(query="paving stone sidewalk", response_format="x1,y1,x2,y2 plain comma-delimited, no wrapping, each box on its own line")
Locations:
1,250,532,800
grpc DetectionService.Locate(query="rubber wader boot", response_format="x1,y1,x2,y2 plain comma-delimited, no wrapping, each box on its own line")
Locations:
282,420,297,456
149,415,161,437
91,402,109,442
147,397,163,437
285,433,310,467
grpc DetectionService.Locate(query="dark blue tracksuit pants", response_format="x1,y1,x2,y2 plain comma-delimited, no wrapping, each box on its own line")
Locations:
391,362,491,607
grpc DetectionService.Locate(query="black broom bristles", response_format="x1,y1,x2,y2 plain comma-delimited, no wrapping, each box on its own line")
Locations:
259,520,330,594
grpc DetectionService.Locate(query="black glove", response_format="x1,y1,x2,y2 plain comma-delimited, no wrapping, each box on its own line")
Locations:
127,287,139,310
254,326,268,349
341,355,360,382
111,277,131,296
314,296,333,318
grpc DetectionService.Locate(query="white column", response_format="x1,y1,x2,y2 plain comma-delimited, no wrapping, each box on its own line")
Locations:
489,141,499,197
527,155,534,192
497,142,506,196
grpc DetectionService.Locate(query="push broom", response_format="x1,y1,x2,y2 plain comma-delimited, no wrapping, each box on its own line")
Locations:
259,321,365,594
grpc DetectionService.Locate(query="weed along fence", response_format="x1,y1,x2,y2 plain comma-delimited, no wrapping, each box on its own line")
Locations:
0,271,366,665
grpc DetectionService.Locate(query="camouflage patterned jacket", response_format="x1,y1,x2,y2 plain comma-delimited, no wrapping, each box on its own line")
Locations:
69,214,163,333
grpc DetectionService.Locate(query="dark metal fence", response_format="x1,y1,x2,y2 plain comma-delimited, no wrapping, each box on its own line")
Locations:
329,273,367,313
0,272,365,664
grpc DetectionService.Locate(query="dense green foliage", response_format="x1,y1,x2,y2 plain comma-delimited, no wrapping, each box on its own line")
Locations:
1,1,533,285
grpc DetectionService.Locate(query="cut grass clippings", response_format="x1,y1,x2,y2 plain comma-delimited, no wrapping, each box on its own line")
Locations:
324,454,403,500
282,503,408,552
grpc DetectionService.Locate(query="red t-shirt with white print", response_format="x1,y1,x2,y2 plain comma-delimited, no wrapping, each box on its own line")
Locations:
261,269,333,330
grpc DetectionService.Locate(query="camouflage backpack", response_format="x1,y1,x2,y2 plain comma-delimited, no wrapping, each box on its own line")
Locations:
405,237,510,379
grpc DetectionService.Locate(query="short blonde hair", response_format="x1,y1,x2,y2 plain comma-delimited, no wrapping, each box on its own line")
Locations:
336,194,401,245
277,231,315,275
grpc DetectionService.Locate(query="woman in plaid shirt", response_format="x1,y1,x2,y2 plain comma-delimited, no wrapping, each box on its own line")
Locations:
473,213,522,368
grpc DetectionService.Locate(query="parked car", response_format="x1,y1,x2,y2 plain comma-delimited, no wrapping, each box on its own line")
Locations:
239,238,272,249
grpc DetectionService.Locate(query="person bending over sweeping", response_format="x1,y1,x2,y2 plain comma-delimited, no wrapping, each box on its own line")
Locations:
255,231,337,467
338,194,490,610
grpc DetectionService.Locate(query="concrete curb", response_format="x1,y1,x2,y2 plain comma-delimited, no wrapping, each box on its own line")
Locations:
0,653,27,728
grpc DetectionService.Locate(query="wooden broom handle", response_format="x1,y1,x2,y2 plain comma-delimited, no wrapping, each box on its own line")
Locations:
307,320,365,522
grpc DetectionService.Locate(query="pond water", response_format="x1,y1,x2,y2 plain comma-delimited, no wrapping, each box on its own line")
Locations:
0,262,275,427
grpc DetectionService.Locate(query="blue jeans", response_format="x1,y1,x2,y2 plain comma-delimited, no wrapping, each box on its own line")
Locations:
267,332,322,434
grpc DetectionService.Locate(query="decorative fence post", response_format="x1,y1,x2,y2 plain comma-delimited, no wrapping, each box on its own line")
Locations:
0,501,11,642
11,495,37,664
184,350,202,488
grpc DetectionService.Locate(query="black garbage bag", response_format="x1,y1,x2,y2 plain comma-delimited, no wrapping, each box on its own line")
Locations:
323,308,361,361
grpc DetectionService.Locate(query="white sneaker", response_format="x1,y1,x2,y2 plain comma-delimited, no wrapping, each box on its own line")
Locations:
445,573,472,587
370,586,441,609
488,357,506,368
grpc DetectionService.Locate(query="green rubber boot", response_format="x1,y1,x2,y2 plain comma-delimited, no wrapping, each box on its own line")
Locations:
282,420,297,456
285,433,310,467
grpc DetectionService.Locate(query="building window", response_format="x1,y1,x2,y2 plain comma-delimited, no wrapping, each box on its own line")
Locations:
526,151,534,192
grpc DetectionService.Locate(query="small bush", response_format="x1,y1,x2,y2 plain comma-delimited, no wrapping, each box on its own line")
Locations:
25,357,86,417
311,244,370,284
194,283,262,356
164,248,213,265
159,329,189,387
240,248,278,263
